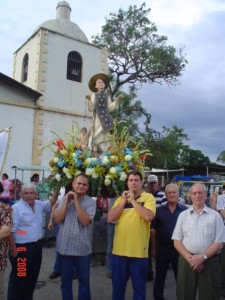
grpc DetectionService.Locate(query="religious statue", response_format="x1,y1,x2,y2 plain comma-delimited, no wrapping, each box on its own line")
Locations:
77,126,92,150
86,73,124,151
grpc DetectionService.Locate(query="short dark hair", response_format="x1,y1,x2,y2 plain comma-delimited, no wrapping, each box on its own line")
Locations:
2,173,9,179
127,170,143,181
30,173,39,182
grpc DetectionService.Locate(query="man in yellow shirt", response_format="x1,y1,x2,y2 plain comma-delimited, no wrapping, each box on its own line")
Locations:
108,171,156,300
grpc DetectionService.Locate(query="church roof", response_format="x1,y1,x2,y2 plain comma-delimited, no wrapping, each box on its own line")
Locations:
0,72,42,98
34,1,89,43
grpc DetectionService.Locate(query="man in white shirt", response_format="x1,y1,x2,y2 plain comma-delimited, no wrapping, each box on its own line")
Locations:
172,183,225,300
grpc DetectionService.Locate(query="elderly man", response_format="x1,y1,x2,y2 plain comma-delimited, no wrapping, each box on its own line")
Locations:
54,174,96,300
7,183,58,300
151,183,187,300
108,170,156,300
172,183,225,300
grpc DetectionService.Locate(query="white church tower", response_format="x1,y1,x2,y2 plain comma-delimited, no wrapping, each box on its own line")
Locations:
12,1,108,166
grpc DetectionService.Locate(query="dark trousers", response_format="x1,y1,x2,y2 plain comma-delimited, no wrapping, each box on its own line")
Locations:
153,244,178,300
7,240,42,300
112,254,148,300
147,235,154,279
177,255,221,300
59,254,91,300
219,247,225,292
106,223,115,273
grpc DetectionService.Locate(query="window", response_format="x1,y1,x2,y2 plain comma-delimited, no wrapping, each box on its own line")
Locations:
22,53,29,82
67,51,82,82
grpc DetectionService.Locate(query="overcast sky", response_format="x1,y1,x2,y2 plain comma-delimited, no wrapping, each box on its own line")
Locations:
1,0,225,163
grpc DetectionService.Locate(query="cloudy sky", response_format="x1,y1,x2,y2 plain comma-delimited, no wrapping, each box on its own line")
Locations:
1,0,225,163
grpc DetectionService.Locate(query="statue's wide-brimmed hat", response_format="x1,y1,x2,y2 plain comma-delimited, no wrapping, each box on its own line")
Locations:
88,73,110,92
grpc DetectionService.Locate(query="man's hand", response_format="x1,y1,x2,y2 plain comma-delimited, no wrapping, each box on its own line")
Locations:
122,190,135,203
188,254,205,272
48,222,54,231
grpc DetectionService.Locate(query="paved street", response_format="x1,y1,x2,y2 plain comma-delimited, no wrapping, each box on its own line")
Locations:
4,240,177,300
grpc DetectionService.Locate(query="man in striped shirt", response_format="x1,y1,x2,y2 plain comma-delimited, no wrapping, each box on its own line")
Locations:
147,174,167,281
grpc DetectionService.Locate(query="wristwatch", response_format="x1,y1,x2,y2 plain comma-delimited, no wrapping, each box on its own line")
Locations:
202,254,208,260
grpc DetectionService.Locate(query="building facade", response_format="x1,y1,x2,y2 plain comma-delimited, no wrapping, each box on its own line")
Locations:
0,1,108,181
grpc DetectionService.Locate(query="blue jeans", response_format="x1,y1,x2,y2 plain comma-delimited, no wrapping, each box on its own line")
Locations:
59,254,91,300
112,254,148,300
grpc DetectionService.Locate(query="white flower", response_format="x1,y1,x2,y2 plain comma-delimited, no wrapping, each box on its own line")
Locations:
55,174,61,182
124,154,132,161
109,167,117,174
53,157,59,163
92,172,98,179
104,178,111,186
119,172,127,181
63,167,69,174
85,168,94,176
102,156,109,164
75,170,81,176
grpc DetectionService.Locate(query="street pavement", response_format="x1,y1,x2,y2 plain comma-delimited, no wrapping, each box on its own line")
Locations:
4,240,177,300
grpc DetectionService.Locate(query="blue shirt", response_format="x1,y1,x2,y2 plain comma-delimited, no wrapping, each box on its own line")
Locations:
151,202,187,246
12,199,51,243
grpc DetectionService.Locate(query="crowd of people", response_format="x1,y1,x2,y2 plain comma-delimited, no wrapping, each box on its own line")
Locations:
1,170,225,300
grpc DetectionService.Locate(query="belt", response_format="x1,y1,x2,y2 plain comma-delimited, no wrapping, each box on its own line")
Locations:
16,240,42,246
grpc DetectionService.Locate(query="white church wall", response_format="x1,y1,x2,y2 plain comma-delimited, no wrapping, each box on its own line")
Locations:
13,33,40,89
38,31,106,113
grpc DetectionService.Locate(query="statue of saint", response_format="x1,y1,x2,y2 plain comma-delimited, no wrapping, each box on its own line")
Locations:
86,73,123,151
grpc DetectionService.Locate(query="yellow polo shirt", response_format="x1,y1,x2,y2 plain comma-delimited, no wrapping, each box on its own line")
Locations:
112,192,156,258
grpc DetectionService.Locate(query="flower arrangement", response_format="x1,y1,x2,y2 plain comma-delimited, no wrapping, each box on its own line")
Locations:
46,124,151,197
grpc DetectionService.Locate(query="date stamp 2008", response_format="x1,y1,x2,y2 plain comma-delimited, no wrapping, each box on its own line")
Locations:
17,247,27,277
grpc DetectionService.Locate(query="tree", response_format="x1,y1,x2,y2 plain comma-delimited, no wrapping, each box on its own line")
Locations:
144,125,211,168
216,150,225,164
180,146,210,165
113,85,152,138
145,125,189,168
92,3,187,99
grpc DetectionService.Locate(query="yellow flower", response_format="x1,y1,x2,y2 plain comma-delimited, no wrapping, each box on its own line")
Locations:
60,149,68,156
53,157,59,163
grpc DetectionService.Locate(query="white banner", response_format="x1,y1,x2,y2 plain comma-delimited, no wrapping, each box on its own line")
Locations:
0,128,12,175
